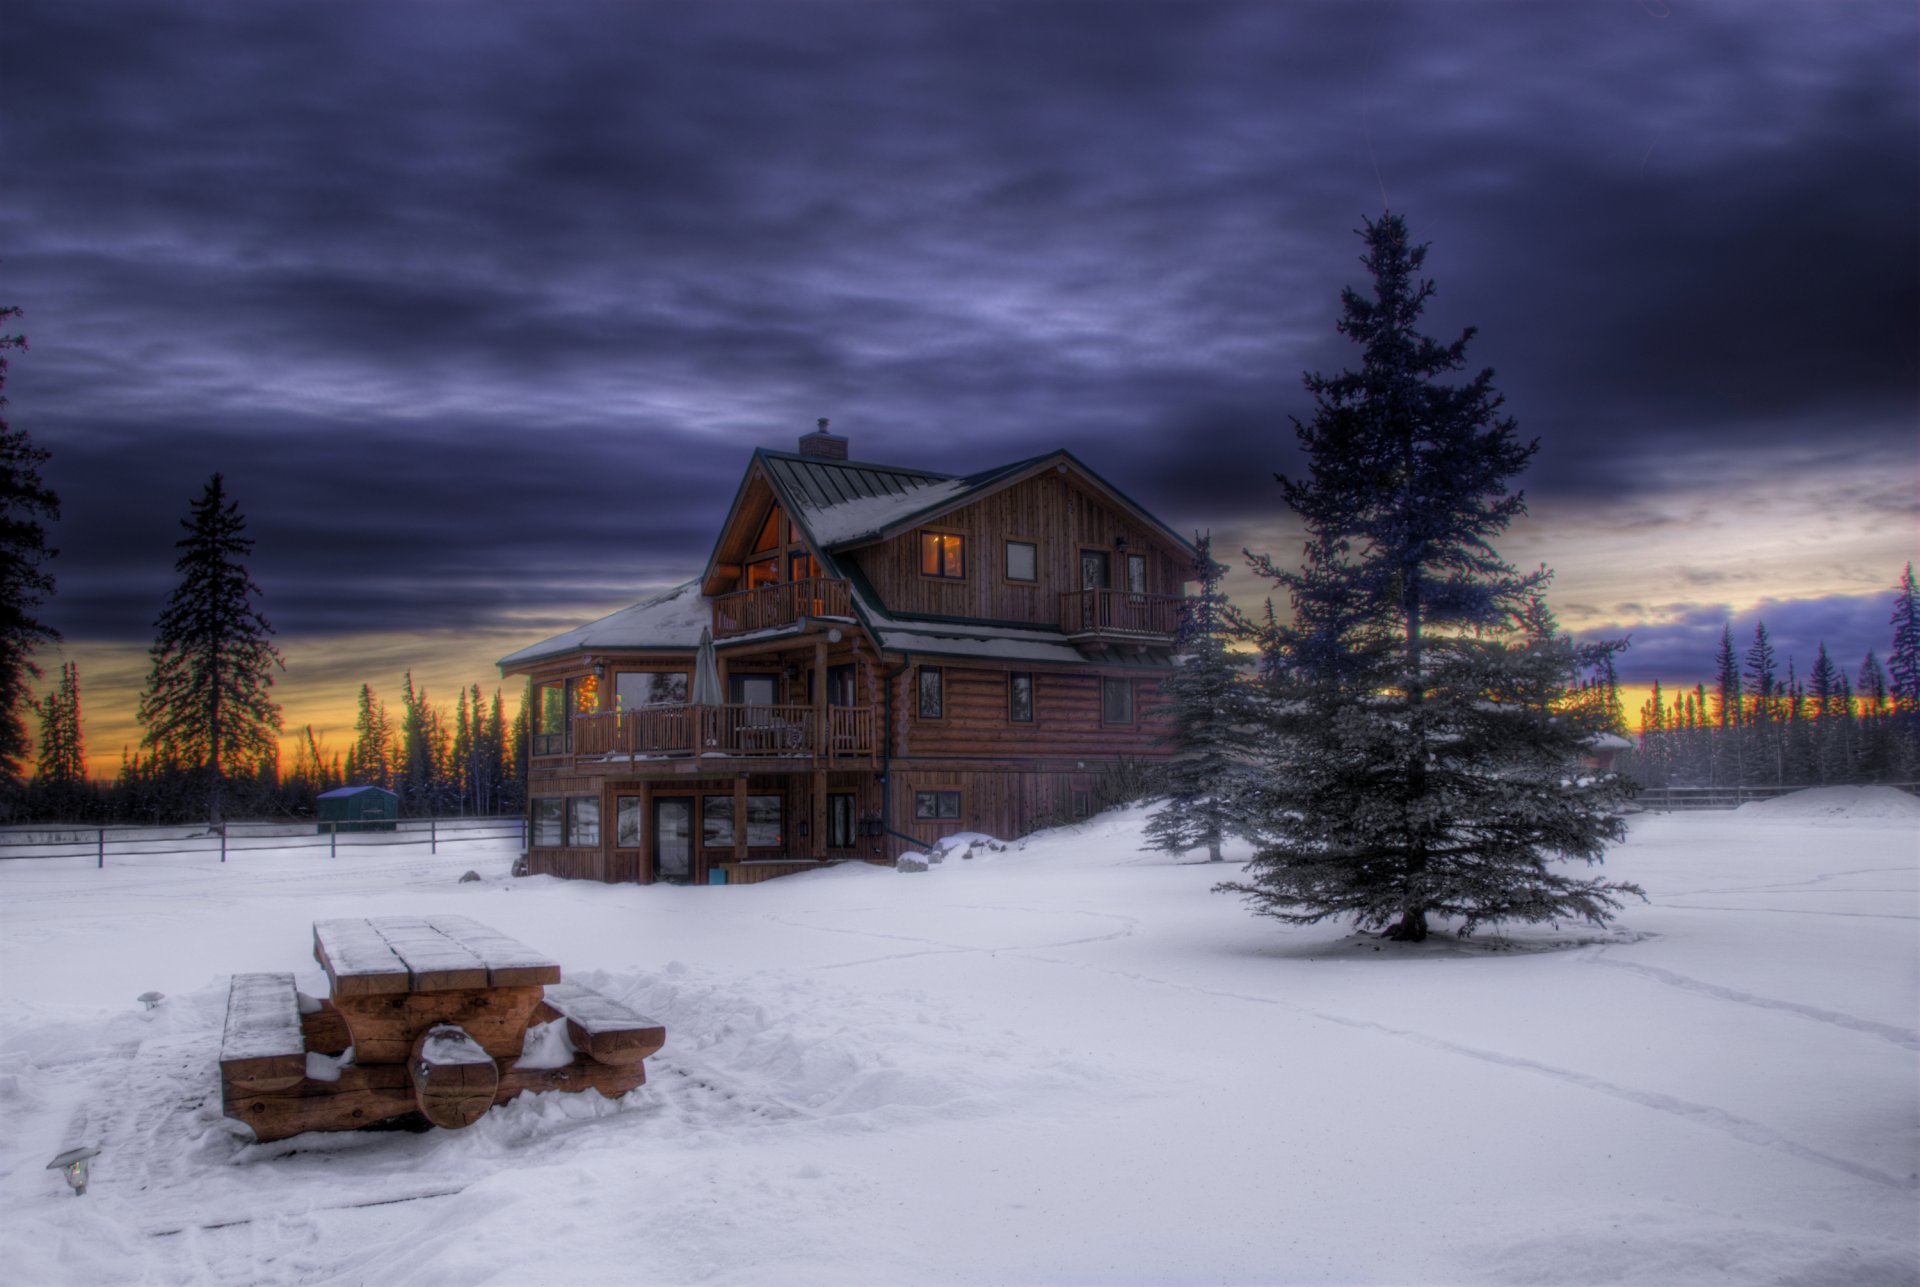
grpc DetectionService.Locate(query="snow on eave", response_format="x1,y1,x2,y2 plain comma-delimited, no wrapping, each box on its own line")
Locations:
496,579,710,672
795,476,979,547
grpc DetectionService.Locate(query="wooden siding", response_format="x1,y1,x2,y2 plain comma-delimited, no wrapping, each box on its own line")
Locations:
843,472,1187,627
884,767,1112,856
892,664,1169,759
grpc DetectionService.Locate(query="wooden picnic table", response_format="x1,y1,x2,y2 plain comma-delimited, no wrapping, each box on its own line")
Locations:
219,915,665,1142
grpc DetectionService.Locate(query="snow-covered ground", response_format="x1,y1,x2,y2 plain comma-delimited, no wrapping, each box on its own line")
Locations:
3,788,1915,1286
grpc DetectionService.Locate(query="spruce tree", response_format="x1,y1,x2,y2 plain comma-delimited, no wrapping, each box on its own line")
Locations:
0,297,61,792
349,683,392,788
1227,213,1638,941
1146,533,1251,862
138,474,284,826
1890,564,1919,716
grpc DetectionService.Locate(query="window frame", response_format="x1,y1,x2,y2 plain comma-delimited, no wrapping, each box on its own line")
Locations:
1003,539,1039,584
701,793,784,848
1101,676,1135,726
917,666,944,720
1009,671,1034,724
914,790,962,821
532,797,564,847
1080,548,1112,591
1127,552,1148,596
827,793,857,849
919,529,967,580
615,669,689,711
567,796,601,849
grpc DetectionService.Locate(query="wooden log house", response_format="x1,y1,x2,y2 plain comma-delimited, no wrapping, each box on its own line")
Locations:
500,424,1197,884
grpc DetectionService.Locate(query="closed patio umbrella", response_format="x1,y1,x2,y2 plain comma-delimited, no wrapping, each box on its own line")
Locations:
692,627,723,707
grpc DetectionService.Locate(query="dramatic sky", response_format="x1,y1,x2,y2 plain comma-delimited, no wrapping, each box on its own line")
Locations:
4,0,1916,776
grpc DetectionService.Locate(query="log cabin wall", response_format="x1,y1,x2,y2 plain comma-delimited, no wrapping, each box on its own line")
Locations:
842,473,1186,626
885,768,1111,857
890,662,1170,759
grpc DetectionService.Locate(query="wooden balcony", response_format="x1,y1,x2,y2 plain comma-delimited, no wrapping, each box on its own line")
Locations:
1060,589,1183,645
712,577,853,639
567,704,875,763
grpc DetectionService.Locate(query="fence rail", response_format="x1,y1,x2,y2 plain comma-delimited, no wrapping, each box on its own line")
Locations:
1632,782,1920,811
0,815,527,866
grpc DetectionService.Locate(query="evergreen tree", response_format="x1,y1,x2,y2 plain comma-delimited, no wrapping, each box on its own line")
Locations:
1712,625,1741,727
348,683,392,788
34,659,86,815
137,474,284,826
1744,622,1782,784
1890,564,1919,716
1146,534,1251,862
0,296,61,792
1227,213,1638,941
1857,651,1889,715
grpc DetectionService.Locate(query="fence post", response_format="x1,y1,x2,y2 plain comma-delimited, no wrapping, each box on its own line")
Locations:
220,823,228,863
431,816,437,855
330,821,337,859
98,827,105,869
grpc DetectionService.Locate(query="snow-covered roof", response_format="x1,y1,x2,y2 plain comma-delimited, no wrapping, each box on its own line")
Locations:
497,579,710,669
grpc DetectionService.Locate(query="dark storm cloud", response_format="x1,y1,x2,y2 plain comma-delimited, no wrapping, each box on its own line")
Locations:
1578,588,1904,693
1,0,1913,657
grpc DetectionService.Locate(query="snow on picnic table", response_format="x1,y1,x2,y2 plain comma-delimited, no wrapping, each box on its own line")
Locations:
1,792,1915,1286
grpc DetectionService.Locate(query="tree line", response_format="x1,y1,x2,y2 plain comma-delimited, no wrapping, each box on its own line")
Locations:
1617,569,1920,789
0,285,528,826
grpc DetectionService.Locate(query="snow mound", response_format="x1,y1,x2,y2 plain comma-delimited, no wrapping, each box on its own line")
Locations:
1735,785,1920,820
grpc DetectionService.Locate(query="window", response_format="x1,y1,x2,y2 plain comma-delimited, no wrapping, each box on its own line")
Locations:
1102,677,1134,725
753,506,783,554
825,664,857,707
615,796,645,848
1009,672,1033,723
568,797,600,848
746,556,779,588
616,671,688,710
1081,549,1111,590
536,682,568,755
920,531,965,579
702,794,784,847
1128,553,1147,595
914,790,961,820
918,667,944,719
730,673,777,706
1072,790,1091,819
532,798,564,846
828,793,857,849
1005,540,1038,583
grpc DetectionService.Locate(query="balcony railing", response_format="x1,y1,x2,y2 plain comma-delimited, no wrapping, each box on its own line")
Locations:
712,577,852,639
568,704,875,761
1060,589,1183,642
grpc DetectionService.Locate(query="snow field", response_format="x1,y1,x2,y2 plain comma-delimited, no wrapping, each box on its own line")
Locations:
1,794,1915,1285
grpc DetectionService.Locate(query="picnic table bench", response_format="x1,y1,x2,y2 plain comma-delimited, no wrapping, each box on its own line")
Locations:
219,915,665,1143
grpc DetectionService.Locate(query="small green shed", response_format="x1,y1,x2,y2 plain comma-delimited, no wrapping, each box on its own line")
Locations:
316,785,400,833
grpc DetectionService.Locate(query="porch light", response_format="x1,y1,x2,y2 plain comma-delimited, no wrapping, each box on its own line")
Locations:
1113,535,1128,551
47,1146,100,1196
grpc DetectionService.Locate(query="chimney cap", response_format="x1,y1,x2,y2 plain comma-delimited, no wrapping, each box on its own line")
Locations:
799,419,848,460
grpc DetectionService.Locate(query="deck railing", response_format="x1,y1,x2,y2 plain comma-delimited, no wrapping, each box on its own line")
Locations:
570,704,875,761
1059,589,1183,641
712,577,853,638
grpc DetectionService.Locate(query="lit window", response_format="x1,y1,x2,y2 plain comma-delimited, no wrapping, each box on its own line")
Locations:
1005,540,1038,582
920,531,965,579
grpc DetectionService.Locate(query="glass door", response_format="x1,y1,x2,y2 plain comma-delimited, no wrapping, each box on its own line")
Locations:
653,796,694,883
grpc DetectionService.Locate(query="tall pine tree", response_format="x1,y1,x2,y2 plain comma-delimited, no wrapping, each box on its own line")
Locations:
0,296,60,793
1145,533,1251,862
138,474,284,826
1228,214,1638,941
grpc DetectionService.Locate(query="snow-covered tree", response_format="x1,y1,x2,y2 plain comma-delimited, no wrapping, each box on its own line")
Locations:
1145,533,1252,862
138,474,284,826
1226,213,1639,941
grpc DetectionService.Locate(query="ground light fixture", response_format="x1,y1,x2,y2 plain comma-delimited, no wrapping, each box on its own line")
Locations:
47,1146,100,1196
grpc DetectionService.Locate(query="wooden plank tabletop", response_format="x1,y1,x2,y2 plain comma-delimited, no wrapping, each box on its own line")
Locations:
314,916,561,996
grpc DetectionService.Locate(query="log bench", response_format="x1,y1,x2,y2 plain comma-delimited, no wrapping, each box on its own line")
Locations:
219,919,667,1143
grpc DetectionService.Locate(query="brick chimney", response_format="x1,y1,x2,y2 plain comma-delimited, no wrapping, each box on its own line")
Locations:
798,418,849,460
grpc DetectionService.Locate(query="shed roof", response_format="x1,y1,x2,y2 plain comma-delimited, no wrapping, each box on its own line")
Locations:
317,785,399,800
